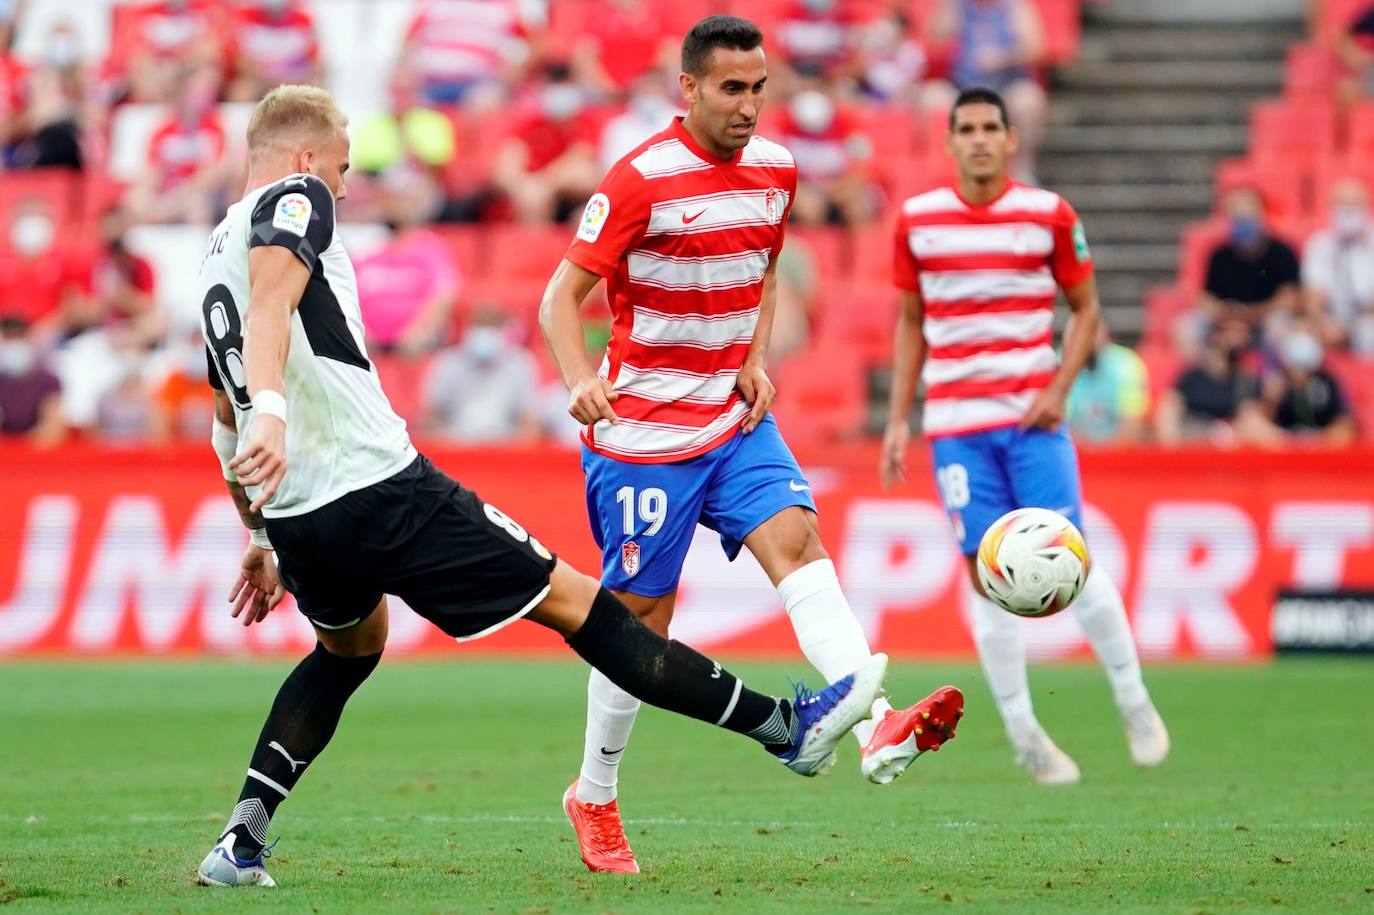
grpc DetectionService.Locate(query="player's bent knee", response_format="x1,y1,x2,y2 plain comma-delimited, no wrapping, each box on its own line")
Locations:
315,597,389,657
527,559,599,637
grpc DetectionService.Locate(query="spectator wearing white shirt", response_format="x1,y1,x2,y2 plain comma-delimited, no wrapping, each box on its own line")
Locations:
1303,177,1374,354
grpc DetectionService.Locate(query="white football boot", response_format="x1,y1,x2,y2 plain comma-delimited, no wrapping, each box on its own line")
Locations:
1123,702,1170,767
196,832,277,887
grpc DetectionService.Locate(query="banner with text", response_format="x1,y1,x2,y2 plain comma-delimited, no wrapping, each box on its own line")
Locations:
2,444,1372,659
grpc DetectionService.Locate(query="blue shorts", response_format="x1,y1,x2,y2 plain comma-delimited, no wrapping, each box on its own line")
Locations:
582,414,816,596
929,424,1083,556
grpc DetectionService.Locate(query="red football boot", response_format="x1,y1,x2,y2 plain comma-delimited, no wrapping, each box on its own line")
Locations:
860,685,964,784
562,781,640,874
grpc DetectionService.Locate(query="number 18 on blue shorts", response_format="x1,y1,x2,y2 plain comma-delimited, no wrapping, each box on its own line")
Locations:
930,423,1084,556
581,414,817,596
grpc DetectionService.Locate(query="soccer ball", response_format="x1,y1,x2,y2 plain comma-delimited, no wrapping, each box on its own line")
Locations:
976,508,1090,618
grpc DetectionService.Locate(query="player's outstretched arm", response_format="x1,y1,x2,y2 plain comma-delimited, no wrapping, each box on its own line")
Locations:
230,245,311,513
1020,274,1100,431
881,289,927,487
539,258,621,426
738,258,779,434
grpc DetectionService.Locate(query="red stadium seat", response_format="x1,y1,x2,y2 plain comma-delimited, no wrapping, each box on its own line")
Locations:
1134,342,1184,407
786,226,847,283
1214,157,1308,220
1344,101,1374,160
819,279,899,367
1283,42,1341,99
0,169,84,258
1310,158,1374,212
1032,0,1082,66
1141,284,1197,349
1176,217,1228,291
772,340,868,443
371,352,432,428
1249,99,1338,169
1323,351,1374,441
1317,0,1370,48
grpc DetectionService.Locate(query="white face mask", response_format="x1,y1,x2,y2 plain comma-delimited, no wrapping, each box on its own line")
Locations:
790,90,835,134
1279,332,1323,373
1332,203,1367,239
464,326,504,362
0,339,35,376
10,213,55,257
541,85,584,121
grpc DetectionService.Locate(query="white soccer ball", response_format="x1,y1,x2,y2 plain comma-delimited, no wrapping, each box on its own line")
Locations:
975,508,1090,618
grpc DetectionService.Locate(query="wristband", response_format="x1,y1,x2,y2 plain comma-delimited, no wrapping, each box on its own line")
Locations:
211,417,239,482
252,389,288,423
249,527,273,550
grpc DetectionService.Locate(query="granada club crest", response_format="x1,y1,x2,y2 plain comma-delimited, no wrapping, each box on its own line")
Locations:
765,187,785,225
621,540,641,577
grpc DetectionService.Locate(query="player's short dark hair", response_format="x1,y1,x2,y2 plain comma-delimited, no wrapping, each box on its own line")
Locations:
949,87,1011,130
681,15,764,77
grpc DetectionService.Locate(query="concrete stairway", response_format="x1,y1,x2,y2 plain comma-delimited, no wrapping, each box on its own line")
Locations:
1038,0,1305,341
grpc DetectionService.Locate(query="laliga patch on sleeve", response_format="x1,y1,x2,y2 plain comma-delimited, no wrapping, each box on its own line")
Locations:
1072,219,1090,263
273,193,312,237
577,193,610,242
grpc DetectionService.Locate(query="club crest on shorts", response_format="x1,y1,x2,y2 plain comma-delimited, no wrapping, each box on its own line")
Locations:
765,187,786,225
621,540,640,577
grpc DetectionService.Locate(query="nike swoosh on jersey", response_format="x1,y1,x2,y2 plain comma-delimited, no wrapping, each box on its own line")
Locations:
681,209,707,224
789,480,811,492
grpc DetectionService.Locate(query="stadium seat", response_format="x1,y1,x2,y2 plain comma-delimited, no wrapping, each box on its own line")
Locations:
1176,217,1228,291
1309,159,1374,213
1134,343,1184,407
1316,0,1370,48
1248,99,1338,169
786,226,847,284
1032,0,1083,66
0,169,84,255
1283,42,1341,100
1344,102,1374,161
107,104,167,184
372,351,431,428
820,279,899,367
1213,157,1307,220
1323,351,1374,441
771,340,868,443
1141,284,1196,349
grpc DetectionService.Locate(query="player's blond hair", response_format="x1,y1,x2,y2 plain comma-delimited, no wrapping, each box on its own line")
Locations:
247,84,348,156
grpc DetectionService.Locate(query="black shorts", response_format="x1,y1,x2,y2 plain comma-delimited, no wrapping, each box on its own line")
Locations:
265,455,558,639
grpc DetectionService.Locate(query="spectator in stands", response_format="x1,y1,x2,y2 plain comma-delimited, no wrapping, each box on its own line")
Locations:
492,65,600,223
1236,323,1356,447
1066,321,1150,444
117,0,227,104
0,200,92,334
771,236,820,364
350,78,462,222
395,0,532,111
124,64,226,223
94,363,154,442
147,331,214,442
9,21,85,171
355,171,464,356
774,0,862,87
422,306,541,444
0,315,65,446
1154,316,1260,447
1338,2,1374,104
857,9,927,104
775,84,879,226
0,3,25,153
597,68,681,169
570,0,677,98
226,0,324,103
923,0,1047,182
1302,177,1374,354
1200,185,1301,344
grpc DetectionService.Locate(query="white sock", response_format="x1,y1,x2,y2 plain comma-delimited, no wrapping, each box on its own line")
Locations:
1072,565,1150,712
777,558,893,746
575,669,640,805
969,586,1039,745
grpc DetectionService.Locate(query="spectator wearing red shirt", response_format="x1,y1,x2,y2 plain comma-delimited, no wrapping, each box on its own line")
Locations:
116,0,227,103
493,67,601,223
0,5,27,153
8,20,86,171
774,86,878,226
774,0,863,84
125,64,225,223
396,0,532,110
570,0,677,96
226,0,324,102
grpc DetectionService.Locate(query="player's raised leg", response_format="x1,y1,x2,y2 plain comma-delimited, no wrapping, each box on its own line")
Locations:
720,420,963,785
198,597,389,887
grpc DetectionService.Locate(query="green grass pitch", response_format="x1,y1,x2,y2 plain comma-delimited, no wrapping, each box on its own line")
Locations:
1,658,1371,913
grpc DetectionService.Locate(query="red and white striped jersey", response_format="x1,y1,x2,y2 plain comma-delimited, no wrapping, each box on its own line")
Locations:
566,117,796,463
893,182,1093,438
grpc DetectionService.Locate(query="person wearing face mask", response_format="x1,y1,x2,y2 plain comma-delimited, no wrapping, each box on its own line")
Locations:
492,65,602,223
119,0,228,104
1236,324,1357,448
0,204,94,333
1154,316,1261,447
0,316,65,446
125,62,226,223
421,306,541,443
1200,185,1301,342
775,84,877,225
571,0,679,97
598,68,683,169
1302,177,1374,354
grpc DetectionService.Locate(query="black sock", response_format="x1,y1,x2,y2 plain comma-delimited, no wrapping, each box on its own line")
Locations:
220,642,380,858
567,588,798,755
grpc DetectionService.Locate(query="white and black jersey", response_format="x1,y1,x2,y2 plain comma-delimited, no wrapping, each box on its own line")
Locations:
199,173,415,518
